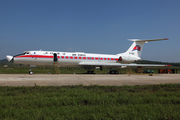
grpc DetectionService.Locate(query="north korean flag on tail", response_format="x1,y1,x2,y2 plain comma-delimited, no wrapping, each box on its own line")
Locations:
132,45,141,51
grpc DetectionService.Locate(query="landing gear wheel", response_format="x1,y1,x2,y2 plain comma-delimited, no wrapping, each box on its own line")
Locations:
91,70,95,74
109,70,119,74
87,70,95,74
29,71,33,75
115,70,119,74
110,70,114,74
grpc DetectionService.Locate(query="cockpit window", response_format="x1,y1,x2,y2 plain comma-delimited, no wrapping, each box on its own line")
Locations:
14,51,30,57
23,51,30,54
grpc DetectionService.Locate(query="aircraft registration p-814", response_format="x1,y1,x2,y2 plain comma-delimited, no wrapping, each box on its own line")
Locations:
6,38,170,74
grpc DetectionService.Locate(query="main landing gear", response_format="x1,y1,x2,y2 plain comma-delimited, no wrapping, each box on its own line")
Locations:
87,70,95,74
107,70,119,74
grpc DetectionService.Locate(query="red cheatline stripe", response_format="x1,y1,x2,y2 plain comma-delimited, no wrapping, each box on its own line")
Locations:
14,55,54,58
33,55,53,58
14,55,119,61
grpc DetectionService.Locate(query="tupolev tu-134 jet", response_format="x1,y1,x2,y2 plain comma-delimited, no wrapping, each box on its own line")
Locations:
6,38,171,74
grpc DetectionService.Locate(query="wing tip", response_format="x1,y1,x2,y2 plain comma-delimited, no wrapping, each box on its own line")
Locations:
165,65,172,66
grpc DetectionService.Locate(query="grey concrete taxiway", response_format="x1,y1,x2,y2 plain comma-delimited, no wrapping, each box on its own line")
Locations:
0,74,180,86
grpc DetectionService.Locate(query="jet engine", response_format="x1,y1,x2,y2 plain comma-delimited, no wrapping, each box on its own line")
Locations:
117,55,140,63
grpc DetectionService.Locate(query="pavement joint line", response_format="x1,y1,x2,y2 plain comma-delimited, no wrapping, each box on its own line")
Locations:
0,74,180,86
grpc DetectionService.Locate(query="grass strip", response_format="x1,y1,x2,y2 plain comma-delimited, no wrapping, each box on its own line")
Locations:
0,84,180,119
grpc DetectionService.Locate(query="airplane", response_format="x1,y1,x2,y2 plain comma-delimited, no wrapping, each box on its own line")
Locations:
6,38,170,74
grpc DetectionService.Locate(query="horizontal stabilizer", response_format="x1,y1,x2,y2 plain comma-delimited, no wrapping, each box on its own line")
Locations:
128,38,168,43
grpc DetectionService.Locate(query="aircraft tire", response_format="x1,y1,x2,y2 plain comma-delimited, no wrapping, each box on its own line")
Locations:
87,70,95,74
109,70,119,74
91,71,95,74
29,71,33,75
115,70,119,74
110,70,115,74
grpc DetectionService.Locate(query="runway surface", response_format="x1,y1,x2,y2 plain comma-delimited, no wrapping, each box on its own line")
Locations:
0,74,180,86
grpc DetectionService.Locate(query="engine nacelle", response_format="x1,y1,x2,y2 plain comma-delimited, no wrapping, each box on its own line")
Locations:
118,55,140,63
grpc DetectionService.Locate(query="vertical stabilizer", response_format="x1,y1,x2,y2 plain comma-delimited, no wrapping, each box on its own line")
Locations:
124,41,145,57
123,38,168,57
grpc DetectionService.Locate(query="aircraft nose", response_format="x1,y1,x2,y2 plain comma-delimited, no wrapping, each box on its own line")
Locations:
6,55,13,62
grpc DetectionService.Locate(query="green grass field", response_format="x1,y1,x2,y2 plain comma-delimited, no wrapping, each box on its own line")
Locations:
0,65,130,74
1,84,180,119
0,64,179,74
1,60,180,74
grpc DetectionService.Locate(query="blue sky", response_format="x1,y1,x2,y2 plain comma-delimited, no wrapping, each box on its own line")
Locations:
0,0,179,62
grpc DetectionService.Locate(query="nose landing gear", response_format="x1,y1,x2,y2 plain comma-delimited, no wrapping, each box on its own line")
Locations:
29,68,33,75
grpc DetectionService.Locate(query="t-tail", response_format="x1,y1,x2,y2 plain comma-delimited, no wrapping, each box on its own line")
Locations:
124,38,168,57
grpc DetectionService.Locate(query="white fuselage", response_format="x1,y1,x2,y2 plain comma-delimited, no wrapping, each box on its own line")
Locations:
13,51,139,66
6,38,169,70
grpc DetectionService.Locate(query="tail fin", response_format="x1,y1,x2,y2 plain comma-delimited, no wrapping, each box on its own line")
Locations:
124,38,168,57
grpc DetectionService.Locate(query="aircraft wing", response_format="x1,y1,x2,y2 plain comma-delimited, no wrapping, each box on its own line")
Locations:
78,62,171,67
